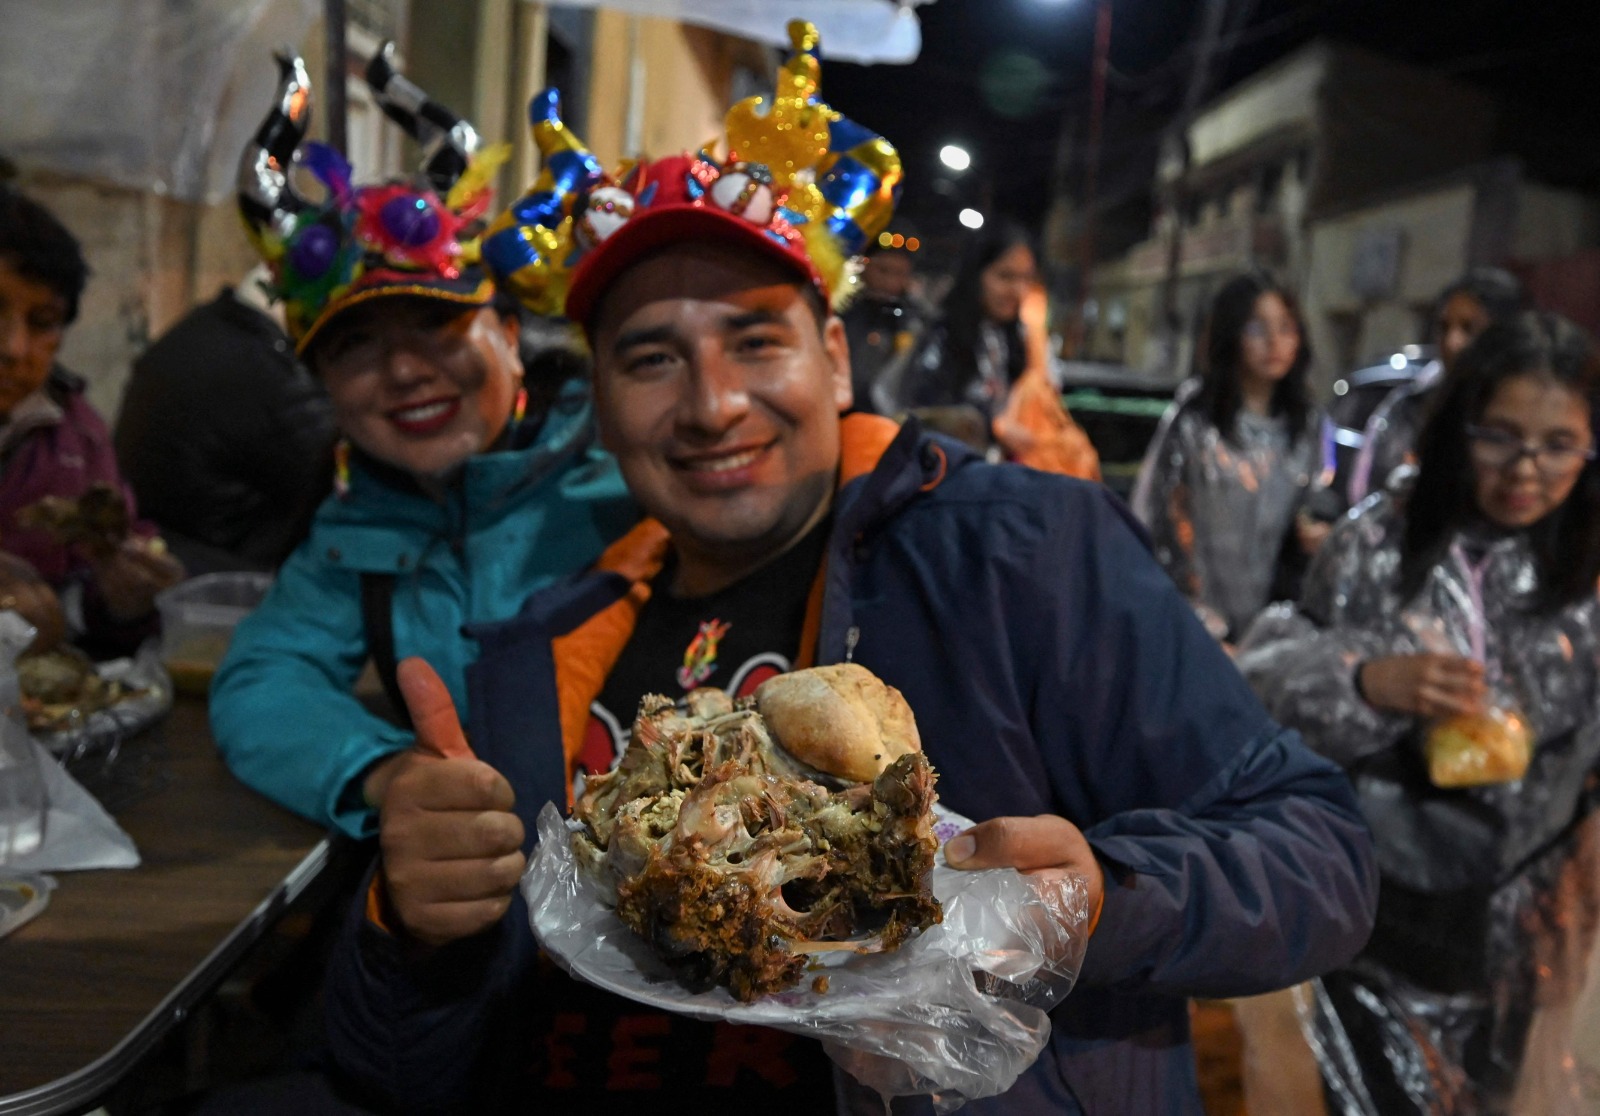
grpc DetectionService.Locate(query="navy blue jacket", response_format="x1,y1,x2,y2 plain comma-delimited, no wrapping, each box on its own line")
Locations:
323,419,1377,1114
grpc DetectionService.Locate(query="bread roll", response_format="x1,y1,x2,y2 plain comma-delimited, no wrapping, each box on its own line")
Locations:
754,663,921,784
1425,707,1532,787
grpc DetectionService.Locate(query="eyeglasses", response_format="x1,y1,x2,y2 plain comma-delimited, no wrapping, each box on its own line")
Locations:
1465,424,1597,476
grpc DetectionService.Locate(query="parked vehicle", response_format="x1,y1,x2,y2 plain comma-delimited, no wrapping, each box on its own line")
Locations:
1058,362,1181,500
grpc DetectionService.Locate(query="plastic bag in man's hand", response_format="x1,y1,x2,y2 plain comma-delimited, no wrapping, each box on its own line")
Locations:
523,801,1091,1111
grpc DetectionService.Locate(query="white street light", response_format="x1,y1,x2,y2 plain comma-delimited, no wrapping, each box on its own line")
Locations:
939,144,972,172
958,208,985,230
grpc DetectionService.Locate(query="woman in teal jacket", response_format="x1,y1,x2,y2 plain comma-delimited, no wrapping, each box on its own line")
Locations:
210,370,633,837
209,50,634,837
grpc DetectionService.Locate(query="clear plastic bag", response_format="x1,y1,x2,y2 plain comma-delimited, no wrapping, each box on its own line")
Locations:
0,611,46,864
1403,605,1533,788
522,802,1091,1111
1424,693,1533,787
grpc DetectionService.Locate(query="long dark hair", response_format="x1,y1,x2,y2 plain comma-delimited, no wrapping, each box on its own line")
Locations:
937,220,1036,394
1192,271,1313,446
1432,267,1525,341
1401,311,1600,613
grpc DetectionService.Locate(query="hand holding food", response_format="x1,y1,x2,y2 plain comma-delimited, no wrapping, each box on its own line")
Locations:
88,537,185,622
379,657,526,948
1359,652,1528,787
945,814,1105,890
0,551,65,653
1358,653,1485,719
944,813,1105,949
573,663,942,1002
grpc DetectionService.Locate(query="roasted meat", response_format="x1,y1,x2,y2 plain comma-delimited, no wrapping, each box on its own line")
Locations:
16,483,131,559
573,669,943,1002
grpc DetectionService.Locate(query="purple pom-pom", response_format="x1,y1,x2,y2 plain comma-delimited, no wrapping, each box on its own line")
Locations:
380,195,441,246
289,224,339,278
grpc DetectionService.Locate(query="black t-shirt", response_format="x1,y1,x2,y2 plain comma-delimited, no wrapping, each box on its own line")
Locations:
521,516,836,1112
581,515,831,779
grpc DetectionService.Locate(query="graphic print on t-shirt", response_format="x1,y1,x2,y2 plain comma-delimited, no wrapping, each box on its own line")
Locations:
677,618,731,690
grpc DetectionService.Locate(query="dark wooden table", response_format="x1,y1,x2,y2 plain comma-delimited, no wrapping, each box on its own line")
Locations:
0,697,332,1116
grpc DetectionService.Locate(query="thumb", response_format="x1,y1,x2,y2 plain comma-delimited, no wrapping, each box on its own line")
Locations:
944,815,1086,872
397,657,475,760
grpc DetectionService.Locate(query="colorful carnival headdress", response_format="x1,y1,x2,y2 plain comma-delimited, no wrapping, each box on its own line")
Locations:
237,44,509,352
482,20,902,326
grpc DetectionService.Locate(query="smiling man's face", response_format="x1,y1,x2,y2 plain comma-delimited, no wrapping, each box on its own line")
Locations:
590,242,852,595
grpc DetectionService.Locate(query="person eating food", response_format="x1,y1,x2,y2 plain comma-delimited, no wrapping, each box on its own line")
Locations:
315,25,1376,1115
0,187,184,658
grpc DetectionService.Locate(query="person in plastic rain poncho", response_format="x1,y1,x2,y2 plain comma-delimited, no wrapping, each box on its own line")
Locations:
208,50,634,837
1132,270,1332,643
1237,311,1600,1114
1347,266,1527,506
316,24,1376,1116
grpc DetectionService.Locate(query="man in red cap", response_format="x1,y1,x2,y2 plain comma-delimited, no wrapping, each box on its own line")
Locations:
318,32,1375,1113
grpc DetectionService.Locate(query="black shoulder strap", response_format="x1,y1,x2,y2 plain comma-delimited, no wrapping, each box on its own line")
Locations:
359,572,413,729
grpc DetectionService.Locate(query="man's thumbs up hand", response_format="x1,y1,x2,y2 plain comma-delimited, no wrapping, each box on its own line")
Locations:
378,657,526,948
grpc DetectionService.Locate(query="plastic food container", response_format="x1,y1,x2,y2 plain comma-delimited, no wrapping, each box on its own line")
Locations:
156,573,274,696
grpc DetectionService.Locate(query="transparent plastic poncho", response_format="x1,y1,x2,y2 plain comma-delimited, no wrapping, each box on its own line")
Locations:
1131,379,1328,640
522,802,1091,1112
1237,488,1600,1113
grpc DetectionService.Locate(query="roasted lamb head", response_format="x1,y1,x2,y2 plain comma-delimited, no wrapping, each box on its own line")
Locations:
573,664,943,1001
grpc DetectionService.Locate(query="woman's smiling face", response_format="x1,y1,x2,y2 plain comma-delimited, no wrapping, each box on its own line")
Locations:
1469,373,1594,530
311,298,523,479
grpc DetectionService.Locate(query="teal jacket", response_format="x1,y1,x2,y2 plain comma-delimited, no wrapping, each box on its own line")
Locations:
210,384,636,838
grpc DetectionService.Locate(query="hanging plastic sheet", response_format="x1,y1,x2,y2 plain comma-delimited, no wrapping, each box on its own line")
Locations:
0,0,318,203
541,0,931,65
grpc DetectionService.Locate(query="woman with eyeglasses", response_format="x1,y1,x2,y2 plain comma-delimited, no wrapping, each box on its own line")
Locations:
1133,271,1330,642
1237,311,1600,1112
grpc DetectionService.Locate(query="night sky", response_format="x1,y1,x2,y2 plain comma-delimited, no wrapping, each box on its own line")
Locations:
823,0,1600,243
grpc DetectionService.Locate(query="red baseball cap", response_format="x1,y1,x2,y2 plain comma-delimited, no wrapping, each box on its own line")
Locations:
564,154,829,330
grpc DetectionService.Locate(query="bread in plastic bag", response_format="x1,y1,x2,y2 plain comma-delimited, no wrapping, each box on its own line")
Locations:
1425,702,1532,787
522,801,1090,1111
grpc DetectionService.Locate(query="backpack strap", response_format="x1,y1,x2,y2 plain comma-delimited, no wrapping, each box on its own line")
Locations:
359,571,412,730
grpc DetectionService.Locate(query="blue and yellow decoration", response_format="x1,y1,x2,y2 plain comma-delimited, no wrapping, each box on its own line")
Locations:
484,19,903,317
